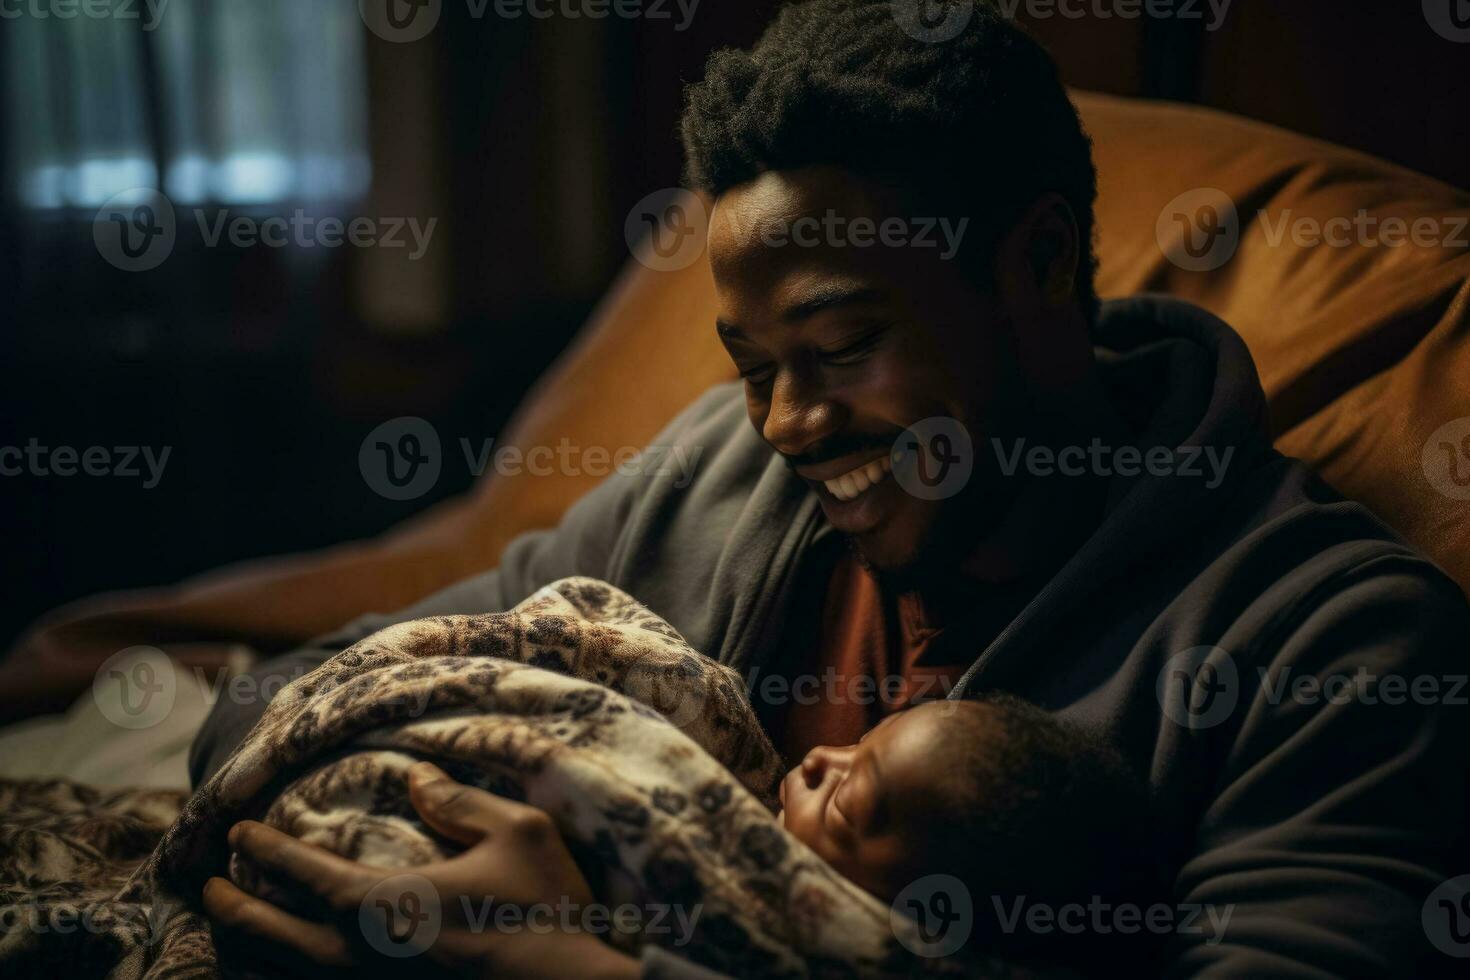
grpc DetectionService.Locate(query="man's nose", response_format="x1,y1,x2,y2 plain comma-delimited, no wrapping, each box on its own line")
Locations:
762,369,842,458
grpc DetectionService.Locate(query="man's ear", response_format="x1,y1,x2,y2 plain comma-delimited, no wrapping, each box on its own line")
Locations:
995,192,1079,313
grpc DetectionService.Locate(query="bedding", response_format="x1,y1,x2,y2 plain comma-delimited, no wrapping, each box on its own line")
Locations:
0,649,252,791
0,578,1010,978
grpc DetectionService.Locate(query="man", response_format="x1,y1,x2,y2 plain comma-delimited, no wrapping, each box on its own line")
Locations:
194,1,1470,975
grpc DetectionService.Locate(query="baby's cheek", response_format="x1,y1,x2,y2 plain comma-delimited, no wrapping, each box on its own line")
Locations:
781,812,831,857
821,848,880,897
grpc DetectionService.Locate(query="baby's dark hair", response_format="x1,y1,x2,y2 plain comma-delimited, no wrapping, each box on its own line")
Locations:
926,696,1161,951
680,0,1101,324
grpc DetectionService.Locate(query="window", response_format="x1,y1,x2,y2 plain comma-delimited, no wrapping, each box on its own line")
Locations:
5,0,371,209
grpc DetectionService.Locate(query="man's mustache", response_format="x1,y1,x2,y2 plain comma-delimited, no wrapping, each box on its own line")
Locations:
780,431,903,471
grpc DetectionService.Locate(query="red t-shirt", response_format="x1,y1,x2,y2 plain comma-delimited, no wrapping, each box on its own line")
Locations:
777,550,974,762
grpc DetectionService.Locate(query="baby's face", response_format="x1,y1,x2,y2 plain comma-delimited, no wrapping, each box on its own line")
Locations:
777,701,956,900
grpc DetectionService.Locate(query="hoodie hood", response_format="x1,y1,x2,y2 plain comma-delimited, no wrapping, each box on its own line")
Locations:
944,294,1277,695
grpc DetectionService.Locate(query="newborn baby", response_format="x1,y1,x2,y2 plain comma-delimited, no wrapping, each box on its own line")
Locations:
778,695,1159,955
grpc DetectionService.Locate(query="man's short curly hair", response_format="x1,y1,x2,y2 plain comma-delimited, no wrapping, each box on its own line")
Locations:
681,0,1101,325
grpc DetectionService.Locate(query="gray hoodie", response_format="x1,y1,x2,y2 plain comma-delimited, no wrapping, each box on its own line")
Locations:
191,296,1470,977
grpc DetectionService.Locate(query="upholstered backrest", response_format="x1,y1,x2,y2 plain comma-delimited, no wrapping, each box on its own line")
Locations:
1079,92,1470,590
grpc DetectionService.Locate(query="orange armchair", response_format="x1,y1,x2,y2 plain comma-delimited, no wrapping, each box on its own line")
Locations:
6,91,1468,721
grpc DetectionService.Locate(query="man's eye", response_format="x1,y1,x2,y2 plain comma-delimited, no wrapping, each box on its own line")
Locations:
740,364,775,385
818,329,884,365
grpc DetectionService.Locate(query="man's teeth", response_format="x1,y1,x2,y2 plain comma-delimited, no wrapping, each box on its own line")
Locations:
824,456,893,502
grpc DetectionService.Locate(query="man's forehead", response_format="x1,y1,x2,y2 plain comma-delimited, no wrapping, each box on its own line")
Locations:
708,169,916,325
714,271,893,337
709,166,896,253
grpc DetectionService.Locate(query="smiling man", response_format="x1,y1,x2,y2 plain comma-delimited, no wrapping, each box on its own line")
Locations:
192,1,1470,976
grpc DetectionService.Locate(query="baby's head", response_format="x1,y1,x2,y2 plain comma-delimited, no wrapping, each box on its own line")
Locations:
778,696,1154,928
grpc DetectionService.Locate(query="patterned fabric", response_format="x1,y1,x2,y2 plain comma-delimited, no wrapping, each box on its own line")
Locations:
0,578,989,978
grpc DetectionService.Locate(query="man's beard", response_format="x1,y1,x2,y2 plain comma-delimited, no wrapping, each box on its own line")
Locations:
845,462,1011,594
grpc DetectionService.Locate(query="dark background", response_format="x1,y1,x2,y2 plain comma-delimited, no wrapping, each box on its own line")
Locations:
3,0,1467,649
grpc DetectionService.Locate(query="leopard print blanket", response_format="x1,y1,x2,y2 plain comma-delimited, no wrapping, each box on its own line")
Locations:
0,578,997,978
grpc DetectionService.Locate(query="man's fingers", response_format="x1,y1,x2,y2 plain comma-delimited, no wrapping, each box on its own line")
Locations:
229,821,379,909
204,876,355,968
408,762,551,846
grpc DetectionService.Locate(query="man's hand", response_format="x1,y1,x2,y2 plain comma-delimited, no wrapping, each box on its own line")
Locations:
203,762,641,979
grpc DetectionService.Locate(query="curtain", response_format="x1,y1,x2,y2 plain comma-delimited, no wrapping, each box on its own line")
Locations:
5,0,370,209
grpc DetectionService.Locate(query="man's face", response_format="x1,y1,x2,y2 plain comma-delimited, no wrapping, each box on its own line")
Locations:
708,166,1020,573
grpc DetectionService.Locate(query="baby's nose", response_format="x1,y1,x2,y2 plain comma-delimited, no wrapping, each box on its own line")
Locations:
800,746,840,786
